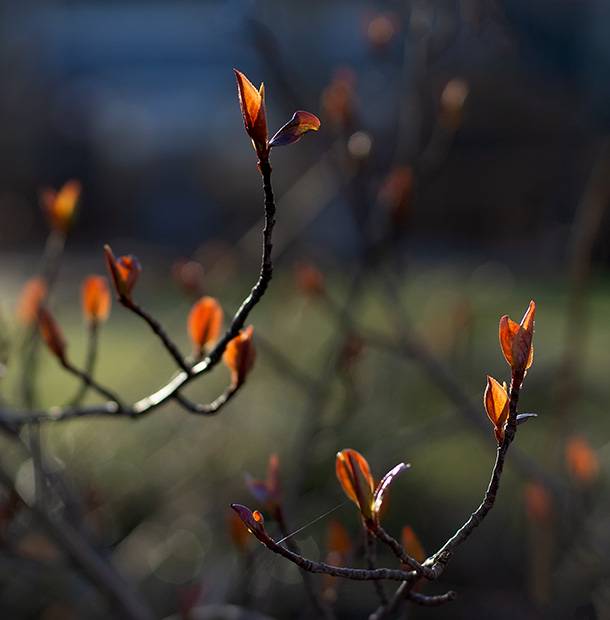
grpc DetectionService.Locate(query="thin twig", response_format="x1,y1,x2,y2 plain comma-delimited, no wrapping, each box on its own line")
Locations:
69,321,99,406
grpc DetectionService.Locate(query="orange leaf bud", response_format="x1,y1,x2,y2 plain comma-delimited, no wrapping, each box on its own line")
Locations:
234,69,268,162
81,276,111,325
40,180,81,234
483,375,510,443
335,449,375,522
37,307,66,363
401,526,426,564
187,296,223,354
103,245,141,301
524,482,553,525
223,325,256,388
565,436,599,485
17,277,47,325
269,110,321,148
294,262,325,298
499,300,535,377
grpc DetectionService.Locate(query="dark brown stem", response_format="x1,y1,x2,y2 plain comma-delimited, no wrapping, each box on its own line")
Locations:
121,299,190,374
427,376,522,577
365,528,388,604
374,525,431,578
61,360,123,408
275,507,335,620
173,385,238,415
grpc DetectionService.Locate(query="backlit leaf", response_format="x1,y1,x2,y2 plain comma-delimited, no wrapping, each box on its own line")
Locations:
187,296,223,354
269,111,321,147
82,275,111,324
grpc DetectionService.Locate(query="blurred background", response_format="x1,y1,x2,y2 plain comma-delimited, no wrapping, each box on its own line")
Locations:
0,0,609,618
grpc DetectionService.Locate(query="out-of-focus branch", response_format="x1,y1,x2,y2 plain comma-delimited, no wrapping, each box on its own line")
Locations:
0,466,153,620
0,161,278,430
69,322,99,406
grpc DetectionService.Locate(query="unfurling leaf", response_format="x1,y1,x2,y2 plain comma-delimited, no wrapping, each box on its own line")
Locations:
335,449,375,521
37,307,66,363
82,276,111,325
17,278,47,325
234,69,268,162
524,482,553,524
372,462,410,516
484,375,510,443
499,300,535,377
245,453,281,511
516,413,537,426
269,111,321,147
401,526,426,564
103,245,141,301
187,297,223,354
336,449,408,526
294,262,325,297
565,436,599,485
40,180,81,234
230,504,266,540
223,325,256,387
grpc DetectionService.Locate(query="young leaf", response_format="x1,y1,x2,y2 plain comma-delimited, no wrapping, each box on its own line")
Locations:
40,180,81,234
269,111,321,147
483,375,510,443
372,462,410,517
82,275,111,325
17,277,47,325
187,296,223,354
37,307,67,363
401,526,426,563
234,69,268,161
103,245,141,301
335,449,375,521
223,325,256,387
499,300,535,376
230,503,266,539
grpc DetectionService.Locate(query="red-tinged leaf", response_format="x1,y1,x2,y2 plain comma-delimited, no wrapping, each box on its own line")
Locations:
234,69,268,161
372,462,410,517
40,180,81,234
327,520,352,557
499,300,536,376
223,325,256,387
172,259,205,297
483,375,509,443
17,277,47,325
187,296,223,354
82,275,111,324
37,307,67,363
104,245,141,301
269,110,321,147
401,525,426,564
335,449,375,521
227,510,251,553
565,436,599,484
524,482,553,524
231,503,265,534
294,261,325,297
